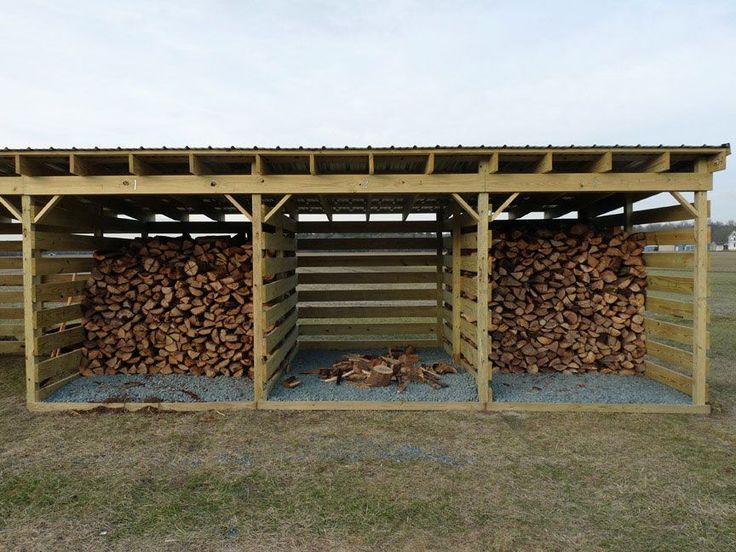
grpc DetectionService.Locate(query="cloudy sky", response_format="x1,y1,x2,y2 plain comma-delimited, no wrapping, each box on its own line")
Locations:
1,1,734,219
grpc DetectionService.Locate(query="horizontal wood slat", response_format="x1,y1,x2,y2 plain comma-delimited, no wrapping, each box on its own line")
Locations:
35,279,86,302
299,338,438,350
266,327,297,378
299,289,435,302
38,349,82,381
299,238,436,251
298,305,437,319
34,232,128,251
644,252,695,269
263,233,297,251
0,274,23,285
262,274,298,302
264,293,298,326
647,274,694,295
265,309,298,353
0,307,24,319
38,372,80,400
299,272,436,285
644,317,694,347
34,257,94,275
298,254,437,268
644,360,695,396
0,341,24,354
646,295,694,319
0,241,22,251
644,228,697,246
647,340,694,371
299,323,436,336
35,304,83,328
263,256,297,277
36,326,85,355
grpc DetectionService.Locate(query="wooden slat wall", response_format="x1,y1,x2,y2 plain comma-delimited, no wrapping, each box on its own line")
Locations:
297,220,440,350
440,212,484,374
0,238,24,354
24,199,140,401
641,219,703,398
262,213,298,387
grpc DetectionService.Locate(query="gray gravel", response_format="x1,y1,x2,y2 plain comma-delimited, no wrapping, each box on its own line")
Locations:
44,374,253,403
269,348,478,402
491,372,690,404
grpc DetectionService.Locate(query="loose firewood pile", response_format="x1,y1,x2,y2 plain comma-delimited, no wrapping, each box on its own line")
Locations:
288,346,459,392
81,236,254,378
485,225,647,374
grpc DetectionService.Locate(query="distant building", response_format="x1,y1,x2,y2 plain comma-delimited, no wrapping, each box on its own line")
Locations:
728,230,736,250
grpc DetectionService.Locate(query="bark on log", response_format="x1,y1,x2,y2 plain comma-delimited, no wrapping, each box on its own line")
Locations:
469,224,647,374
80,235,254,378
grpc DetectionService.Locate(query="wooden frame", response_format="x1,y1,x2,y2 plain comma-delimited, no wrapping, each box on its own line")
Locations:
9,142,729,414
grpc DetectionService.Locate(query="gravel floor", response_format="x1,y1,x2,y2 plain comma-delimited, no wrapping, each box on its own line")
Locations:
45,374,253,403
268,348,479,402
491,372,690,404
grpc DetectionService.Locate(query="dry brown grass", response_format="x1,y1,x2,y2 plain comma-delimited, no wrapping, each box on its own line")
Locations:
1,271,735,551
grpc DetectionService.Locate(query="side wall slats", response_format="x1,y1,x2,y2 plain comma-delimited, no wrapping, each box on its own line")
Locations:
640,203,707,400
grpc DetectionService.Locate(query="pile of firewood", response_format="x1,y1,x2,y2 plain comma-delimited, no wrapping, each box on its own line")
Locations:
80,236,254,378
288,346,458,392
485,225,647,374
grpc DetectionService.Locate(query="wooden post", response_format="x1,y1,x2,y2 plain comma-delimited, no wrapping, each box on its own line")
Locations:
252,194,265,403
476,193,490,404
451,207,462,363
435,208,444,347
22,195,40,405
692,190,708,405
623,194,633,232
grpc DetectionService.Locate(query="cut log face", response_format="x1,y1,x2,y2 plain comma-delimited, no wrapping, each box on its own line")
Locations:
484,226,648,375
365,365,394,387
80,235,254,378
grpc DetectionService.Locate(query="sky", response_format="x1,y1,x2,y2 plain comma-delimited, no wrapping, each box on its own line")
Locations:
0,0,734,219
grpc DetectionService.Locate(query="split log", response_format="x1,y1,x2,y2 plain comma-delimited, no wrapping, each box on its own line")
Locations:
478,225,647,374
80,235,254,378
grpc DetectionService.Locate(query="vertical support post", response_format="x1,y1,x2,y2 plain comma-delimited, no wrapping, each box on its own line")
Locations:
252,194,265,403
22,196,40,406
692,190,708,405
435,208,444,346
476,193,490,405
451,207,462,363
623,194,633,232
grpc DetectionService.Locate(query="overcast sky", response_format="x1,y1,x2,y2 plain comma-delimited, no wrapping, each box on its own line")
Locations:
1,1,734,219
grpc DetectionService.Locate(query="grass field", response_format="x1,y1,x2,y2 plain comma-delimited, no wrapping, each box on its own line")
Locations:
1,267,735,550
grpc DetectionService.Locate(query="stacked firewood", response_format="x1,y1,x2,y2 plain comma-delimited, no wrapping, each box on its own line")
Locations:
80,236,254,378
485,225,647,374
292,346,458,392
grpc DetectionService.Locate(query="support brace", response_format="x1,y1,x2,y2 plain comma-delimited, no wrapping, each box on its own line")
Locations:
0,196,21,221
264,194,293,223
33,195,62,223
669,191,699,218
224,194,252,221
452,193,479,221
490,193,519,222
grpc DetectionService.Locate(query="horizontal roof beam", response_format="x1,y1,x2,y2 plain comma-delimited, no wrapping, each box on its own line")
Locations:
0,172,713,195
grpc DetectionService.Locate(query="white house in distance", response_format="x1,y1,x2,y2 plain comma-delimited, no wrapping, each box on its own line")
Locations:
729,231,736,250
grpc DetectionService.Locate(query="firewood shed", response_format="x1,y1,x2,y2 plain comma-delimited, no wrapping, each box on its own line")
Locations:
0,145,729,413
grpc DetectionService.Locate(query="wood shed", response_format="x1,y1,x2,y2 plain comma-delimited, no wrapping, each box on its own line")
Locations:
0,144,729,413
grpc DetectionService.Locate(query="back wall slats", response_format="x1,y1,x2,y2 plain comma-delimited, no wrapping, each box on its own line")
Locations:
297,221,442,350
